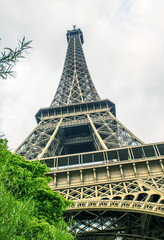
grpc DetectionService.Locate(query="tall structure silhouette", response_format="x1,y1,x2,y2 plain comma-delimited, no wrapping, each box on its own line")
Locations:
15,28,164,239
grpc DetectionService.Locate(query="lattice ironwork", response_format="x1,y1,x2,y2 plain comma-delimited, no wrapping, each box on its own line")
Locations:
66,211,164,240
14,27,164,239
62,176,164,239
15,109,143,159
57,177,164,203
51,28,100,106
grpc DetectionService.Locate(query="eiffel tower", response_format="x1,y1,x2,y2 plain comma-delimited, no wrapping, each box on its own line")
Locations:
14,27,164,239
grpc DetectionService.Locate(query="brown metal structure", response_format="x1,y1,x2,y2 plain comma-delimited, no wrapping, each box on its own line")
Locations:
15,27,164,239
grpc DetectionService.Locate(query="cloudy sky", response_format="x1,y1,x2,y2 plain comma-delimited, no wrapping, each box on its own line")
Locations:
0,0,164,150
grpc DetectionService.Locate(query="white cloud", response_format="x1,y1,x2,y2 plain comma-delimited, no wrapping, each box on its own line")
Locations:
0,0,164,150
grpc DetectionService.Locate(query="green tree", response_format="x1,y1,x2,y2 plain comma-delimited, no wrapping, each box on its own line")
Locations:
0,37,32,79
0,139,74,239
0,37,32,137
0,37,74,239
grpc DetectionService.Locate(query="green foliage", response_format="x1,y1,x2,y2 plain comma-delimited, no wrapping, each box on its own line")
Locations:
0,139,74,239
0,37,32,79
0,182,35,240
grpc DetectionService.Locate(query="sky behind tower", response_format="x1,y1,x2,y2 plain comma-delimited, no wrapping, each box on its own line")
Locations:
0,0,164,150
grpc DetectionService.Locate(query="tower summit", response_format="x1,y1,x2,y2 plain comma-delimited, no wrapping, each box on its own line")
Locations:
14,28,164,239
51,27,100,106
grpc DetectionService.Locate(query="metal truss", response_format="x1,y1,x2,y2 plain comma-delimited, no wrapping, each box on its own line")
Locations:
15,118,62,159
50,28,100,106
66,211,164,240
14,28,164,239
14,109,143,159
48,142,164,239
57,177,164,204
61,176,164,239
14,28,143,159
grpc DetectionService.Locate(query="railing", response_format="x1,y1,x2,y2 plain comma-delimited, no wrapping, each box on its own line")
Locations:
36,99,115,123
42,142,164,170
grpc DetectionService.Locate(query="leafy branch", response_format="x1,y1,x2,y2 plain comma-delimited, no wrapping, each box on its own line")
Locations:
0,37,32,80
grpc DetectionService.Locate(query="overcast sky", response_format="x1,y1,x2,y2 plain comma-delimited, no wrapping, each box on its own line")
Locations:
0,0,164,150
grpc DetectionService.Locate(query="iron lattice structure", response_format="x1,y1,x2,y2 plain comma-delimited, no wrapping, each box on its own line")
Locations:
51,28,100,106
14,28,164,239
